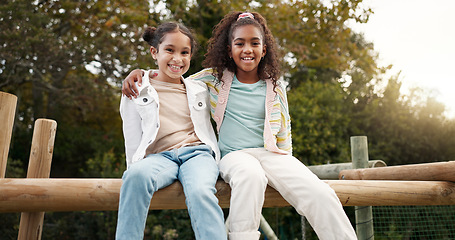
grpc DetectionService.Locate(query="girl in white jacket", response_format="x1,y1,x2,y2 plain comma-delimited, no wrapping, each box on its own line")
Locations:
116,22,226,240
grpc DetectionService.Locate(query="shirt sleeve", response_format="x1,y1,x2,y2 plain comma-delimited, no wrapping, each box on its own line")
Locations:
276,81,293,153
119,95,143,167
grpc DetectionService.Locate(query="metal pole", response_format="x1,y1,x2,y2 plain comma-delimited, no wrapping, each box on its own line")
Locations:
260,214,278,240
351,136,374,240
301,215,306,240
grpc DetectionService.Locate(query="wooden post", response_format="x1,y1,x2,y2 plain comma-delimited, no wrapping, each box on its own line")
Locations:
351,136,374,240
17,119,57,240
0,92,17,178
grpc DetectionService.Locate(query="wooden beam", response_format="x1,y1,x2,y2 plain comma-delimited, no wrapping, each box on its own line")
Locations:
339,161,455,182
332,180,455,206
0,91,17,178
1,179,454,213
308,160,386,180
18,119,57,240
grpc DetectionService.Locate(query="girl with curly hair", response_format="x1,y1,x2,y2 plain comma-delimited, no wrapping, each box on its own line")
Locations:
122,11,356,240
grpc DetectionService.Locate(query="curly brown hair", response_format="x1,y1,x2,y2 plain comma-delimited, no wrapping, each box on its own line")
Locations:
202,11,281,87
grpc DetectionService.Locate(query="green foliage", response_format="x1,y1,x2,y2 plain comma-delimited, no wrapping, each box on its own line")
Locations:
253,0,374,82
349,74,455,165
5,159,26,178
0,0,142,177
288,79,351,165
42,211,118,240
0,213,20,240
80,149,125,178
0,159,24,239
144,209,194,240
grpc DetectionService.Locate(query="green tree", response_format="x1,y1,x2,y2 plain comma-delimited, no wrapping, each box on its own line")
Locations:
288,80,351,165
349,73,455,166
0,0,154,176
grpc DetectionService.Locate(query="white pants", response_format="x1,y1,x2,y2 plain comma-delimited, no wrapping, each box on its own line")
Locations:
219,148,357,240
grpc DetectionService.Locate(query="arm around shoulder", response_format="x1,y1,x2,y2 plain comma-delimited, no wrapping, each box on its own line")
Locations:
122,68,158,98
187,68,217,84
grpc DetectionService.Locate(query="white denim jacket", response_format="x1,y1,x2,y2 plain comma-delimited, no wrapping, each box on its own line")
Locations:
119,70,220,168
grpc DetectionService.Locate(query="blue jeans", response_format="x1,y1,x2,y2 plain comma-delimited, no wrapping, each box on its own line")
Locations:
116,145,226,240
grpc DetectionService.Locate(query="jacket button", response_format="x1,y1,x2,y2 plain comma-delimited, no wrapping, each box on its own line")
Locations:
198,102,203,107
143,98,148,103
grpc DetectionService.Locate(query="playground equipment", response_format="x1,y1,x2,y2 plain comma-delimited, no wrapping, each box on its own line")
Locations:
1,91,455,239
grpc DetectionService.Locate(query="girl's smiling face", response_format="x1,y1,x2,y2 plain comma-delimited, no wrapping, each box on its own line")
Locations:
151,31,192,84
228,24,266,83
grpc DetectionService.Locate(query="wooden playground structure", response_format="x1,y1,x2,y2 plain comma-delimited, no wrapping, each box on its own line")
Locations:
1,91,455,240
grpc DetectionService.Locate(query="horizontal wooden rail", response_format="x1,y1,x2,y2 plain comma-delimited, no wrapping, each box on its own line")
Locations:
308,160,386,180
1,178,454,213
339,161,455,182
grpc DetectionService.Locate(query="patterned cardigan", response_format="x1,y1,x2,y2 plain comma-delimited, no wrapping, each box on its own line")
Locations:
188,68,292,155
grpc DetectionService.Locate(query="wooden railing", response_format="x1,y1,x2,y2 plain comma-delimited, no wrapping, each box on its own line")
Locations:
2,91,455,240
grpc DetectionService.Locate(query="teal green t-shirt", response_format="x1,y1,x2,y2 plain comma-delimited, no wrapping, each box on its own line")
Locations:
218,76,266,157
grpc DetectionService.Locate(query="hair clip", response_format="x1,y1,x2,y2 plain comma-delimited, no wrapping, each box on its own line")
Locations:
237,12,254,21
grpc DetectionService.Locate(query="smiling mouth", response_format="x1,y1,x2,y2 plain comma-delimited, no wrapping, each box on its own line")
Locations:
169,64,184,72
241,57,254,61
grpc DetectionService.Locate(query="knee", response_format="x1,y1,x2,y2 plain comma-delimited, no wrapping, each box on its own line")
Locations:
123,166,148,182
122,167,157,192
231,167,267,190
185,183,216,202
311,182,338,202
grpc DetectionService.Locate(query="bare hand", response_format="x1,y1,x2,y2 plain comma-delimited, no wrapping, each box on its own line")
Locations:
122,69,144,99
